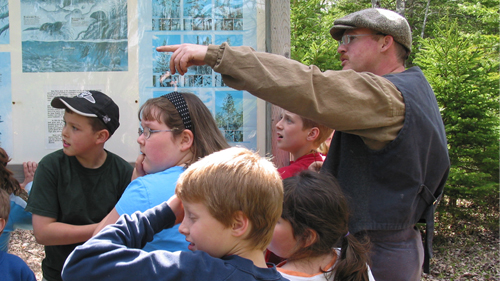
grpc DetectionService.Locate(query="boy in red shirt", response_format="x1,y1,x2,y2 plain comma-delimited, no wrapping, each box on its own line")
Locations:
276,109,333,179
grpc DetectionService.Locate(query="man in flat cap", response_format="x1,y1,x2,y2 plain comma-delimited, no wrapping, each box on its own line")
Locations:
158,8,449,281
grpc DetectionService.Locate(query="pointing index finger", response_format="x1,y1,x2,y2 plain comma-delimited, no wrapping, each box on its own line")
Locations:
156,45,180,53
156,45,181,74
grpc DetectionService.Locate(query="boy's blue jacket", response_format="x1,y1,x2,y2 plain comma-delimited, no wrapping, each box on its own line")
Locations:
62,202,288,281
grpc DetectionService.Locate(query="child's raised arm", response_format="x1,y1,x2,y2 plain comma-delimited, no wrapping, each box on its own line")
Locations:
62,201,180,280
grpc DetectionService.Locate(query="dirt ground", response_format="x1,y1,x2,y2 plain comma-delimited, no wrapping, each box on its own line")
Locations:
8,227,499,281
9,230,44,281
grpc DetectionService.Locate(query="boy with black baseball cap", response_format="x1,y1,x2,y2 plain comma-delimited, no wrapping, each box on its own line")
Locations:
26,90,133,281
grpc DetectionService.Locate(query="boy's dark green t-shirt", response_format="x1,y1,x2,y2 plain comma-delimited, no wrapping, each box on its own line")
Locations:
25,149,133,281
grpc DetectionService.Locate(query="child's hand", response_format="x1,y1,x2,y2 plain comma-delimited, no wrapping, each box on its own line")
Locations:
20,161,38,190
167,195,184,225
131,154,146,181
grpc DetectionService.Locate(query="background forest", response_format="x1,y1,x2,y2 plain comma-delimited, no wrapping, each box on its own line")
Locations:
289,0,498,279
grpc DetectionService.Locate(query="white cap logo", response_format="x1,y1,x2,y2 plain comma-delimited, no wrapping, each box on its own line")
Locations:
77,91,96,103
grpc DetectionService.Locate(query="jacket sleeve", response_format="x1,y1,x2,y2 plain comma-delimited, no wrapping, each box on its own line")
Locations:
61,202,179,281
205,43,405,145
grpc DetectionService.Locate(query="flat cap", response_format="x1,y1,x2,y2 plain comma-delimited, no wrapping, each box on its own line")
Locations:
330,8,412,52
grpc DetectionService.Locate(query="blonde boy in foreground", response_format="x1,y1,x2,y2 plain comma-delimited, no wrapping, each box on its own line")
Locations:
62,147,288,281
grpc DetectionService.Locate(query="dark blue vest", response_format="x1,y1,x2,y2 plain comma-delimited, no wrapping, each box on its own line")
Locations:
322,67,449,271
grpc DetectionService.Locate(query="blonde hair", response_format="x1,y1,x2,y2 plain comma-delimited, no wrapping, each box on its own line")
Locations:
139,92,230,166
317,131,334,155
176,147,283,250
300,117,334,147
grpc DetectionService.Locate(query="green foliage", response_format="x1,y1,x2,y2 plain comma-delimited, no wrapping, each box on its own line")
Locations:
290,0,341,71
413,18,499,201
290,0,378,70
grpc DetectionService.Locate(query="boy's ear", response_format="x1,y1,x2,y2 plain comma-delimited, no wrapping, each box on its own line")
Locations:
178,129,194,152
231,211,250,238
302,228,318,248
95,129,110,144
306,127,320,142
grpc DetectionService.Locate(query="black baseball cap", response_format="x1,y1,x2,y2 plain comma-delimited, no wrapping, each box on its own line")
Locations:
51,90,120,135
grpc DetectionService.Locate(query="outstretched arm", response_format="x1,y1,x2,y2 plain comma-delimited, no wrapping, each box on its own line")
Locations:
158,43,404,148
156,44,208,75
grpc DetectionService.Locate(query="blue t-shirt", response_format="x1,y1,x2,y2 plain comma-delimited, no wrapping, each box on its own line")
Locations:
0,182,33,252
115,166,188,252
0,251,36,281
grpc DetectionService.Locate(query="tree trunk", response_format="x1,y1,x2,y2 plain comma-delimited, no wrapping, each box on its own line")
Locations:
371,0,381,8
396,0,406,16
421,0,431,38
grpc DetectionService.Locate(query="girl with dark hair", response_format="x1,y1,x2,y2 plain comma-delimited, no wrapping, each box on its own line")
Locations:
94,92,229,252
0,147,37,252
268,170,375,281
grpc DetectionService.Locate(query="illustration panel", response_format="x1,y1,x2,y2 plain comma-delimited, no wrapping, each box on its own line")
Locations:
215,34,242,46
183,0,212,31
0,0,9,44
214,0,243,31
152,89,215,116
152,0,181,31
0,53,12,153
21,0,128,72
216,91,243,143
139,0,259,150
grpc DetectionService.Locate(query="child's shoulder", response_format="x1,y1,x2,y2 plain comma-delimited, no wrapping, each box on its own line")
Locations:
36,150,71,174
278,152,324,179
0,250,25,264
219,255,288,281
0,251,36,279
41,149,68,162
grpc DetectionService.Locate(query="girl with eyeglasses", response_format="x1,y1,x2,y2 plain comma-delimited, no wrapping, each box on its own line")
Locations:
93,92,229,252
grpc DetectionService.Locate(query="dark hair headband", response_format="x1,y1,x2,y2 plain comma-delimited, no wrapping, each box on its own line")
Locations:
163,92,193,131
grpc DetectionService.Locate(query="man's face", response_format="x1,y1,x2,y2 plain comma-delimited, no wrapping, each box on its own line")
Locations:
337,28,383,73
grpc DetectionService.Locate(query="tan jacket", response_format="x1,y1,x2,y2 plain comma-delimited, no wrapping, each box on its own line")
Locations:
204,43,405,150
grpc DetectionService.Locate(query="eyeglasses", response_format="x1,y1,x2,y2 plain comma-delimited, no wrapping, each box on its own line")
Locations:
337,33,385,45
138,127,177,139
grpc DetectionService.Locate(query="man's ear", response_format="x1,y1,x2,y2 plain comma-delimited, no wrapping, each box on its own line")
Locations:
307,127,320,143
178,129,194,152
380,35,394,52
95,129,110,144
302,228,318,248
231,211,250,238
